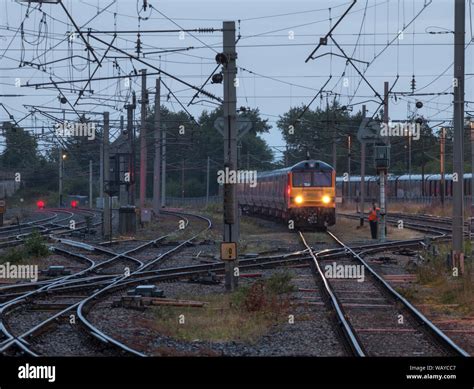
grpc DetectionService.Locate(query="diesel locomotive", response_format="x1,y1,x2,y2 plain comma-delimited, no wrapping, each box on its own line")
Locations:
238,159,336,229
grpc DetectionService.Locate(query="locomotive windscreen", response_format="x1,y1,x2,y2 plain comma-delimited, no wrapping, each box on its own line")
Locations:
292,171,332,187
313,172,332,187
292,172,312,187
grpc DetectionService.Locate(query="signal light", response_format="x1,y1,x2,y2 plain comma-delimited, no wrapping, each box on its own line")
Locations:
36,200,45,209
215,53,228,65
71,200,78,208
211,73,223,84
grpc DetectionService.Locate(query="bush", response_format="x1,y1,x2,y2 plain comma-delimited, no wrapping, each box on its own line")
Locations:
266,271,295,295
0,248,24,264
230,285,250,309
230,271,294,314
244,281,267,312
24,230,49,257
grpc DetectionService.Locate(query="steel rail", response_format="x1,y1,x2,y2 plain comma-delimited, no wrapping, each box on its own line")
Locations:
299,231,366,356
76,211,212,357
0,211,194,355
326,230,469,357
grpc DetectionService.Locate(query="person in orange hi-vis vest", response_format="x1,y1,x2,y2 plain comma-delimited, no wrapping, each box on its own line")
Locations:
368,202,380,239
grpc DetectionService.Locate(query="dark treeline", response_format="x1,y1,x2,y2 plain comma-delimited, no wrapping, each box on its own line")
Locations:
140,106,274,198
277,102,463,177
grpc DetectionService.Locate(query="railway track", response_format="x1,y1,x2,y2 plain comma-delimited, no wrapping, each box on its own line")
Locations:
0,208,469,356
70,219,456,356
0,208,102,249
0,210,211,356
340,211,471,237
0,211,190,302
298,229,469,357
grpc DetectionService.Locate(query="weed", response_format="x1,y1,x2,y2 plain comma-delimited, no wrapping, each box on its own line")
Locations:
24,231,49,257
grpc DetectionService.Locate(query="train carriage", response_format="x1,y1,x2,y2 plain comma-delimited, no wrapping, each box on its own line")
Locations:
335,173,473,200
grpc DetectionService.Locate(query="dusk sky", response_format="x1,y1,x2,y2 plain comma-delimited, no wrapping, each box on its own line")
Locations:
1,0,473,161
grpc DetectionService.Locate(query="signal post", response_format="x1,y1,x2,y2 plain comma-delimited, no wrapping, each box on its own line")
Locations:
220,21,239,292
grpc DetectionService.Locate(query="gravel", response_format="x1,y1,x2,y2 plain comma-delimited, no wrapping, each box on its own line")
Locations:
87,265,348,357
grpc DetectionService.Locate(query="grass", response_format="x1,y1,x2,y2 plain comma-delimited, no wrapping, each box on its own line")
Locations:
398,241,474,315
0,248,24,264
151,271,295,343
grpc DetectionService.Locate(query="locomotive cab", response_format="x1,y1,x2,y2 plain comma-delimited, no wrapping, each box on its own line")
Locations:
237,159,336,230
287,160,336,228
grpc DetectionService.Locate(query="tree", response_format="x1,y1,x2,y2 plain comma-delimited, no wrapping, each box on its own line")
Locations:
0,122,39,169
143,106,274,198
277,102,363,173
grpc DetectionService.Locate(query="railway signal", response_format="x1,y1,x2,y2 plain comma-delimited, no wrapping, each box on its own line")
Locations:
0,199,5,227
71,200,78,208
36,200,45,210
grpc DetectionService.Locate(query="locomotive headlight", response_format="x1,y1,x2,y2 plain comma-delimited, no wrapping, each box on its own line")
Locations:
322,195,331,204
295,195,303,204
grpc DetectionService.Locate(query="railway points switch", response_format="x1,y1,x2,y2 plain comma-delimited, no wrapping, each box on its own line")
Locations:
43,266,70,277
128,285,165,298
188,271,220,285
243,253,259,258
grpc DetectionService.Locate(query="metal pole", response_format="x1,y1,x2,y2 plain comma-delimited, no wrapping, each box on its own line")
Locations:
89,159,93,209
161,127,166,208
379,169,385,236
59,147,63,208
99,127,104,200
440,127,445,207
379,82,389,242
332,119,337,171
59,110,65,208
453,0,465,274
421,137,425,198
119,114,127,207
206,156,210,207
0,186,3,226
139,69,147,211
153,78,161,214
408,133,412,198
181,159,185,199
223,21,238,291
347,135,351,203
103,112,111,239
127,105,135,205
360,105,366,226
470,121,474,242
126,104,134,205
